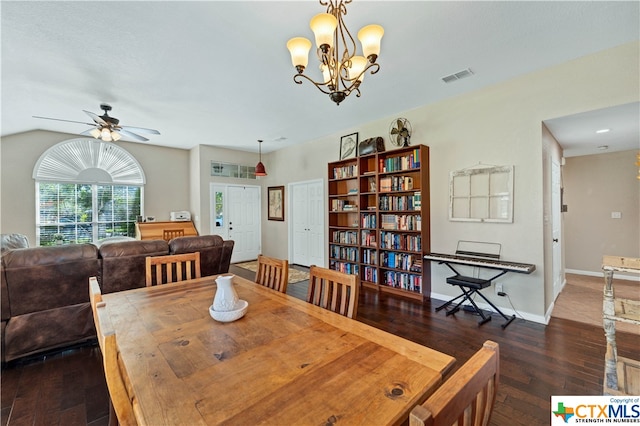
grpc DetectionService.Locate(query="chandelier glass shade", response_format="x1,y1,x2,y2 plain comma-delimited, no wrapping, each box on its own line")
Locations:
255,140,267,176
287,0,384,105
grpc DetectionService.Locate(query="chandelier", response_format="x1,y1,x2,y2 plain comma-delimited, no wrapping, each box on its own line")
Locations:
286,0,384,105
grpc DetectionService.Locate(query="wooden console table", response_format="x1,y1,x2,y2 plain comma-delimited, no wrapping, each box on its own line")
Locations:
135,221,198,241
602,255,640,396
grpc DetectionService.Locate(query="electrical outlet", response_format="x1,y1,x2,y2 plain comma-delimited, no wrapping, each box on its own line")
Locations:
495,283,503,295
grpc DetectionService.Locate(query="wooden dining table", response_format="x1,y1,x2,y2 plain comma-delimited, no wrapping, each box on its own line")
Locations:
102,274,456,425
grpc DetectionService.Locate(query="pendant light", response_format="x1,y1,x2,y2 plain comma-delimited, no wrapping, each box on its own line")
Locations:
255,139,267,176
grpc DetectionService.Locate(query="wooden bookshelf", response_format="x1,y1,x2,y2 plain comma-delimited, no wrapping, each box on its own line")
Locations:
327,145,430,301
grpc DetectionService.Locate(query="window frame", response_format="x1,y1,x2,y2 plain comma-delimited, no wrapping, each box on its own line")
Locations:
33,138,146,246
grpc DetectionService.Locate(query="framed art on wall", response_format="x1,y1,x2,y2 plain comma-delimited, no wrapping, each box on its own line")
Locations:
339,132,358,160
268,186,285,221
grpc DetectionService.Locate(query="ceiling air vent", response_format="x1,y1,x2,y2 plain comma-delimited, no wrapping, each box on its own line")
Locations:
441,68,474,83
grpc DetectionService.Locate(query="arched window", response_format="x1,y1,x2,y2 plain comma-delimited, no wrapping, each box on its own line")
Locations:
33,138,145,246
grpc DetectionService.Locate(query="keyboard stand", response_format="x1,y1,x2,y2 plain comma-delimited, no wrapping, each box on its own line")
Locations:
435,263,516,329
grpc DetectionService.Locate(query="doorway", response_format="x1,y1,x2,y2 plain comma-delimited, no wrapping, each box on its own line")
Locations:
288,179,324,267
210,184,261,263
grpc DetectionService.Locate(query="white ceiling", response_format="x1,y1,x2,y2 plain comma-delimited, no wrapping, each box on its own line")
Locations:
2,1,639,155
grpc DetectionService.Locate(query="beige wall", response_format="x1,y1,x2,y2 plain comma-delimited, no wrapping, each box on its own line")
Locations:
563,150,640,274
1,41,638,324
193,145,259,236
0,130,191,243
259,41,639,322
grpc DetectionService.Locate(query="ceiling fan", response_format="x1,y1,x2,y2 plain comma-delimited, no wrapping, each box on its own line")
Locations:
33,103,160,142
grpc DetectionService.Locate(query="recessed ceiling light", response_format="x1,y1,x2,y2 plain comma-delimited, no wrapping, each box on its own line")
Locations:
598,145,609,150
596,128,611,134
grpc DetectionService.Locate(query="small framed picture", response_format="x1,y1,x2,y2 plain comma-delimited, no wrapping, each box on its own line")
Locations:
268,186,285,221
339,132,359,160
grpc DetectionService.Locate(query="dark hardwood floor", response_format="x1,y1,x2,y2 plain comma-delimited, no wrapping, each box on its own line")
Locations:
2,267,638,426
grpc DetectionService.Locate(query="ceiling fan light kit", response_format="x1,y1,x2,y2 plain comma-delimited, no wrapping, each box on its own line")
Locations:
33,103,160,142
286,0,384,105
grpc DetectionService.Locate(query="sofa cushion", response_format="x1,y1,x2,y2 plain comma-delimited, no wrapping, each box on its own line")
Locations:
169,235,234,276
99,239,169,293
2,244,100,316
3,303,94,362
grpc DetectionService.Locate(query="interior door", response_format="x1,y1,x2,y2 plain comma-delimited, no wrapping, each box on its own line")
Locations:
292,183,309,265
306,180,325,267
552,160,563,298
290,180,324,267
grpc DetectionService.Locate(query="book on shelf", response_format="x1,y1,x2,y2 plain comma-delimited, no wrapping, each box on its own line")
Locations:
332,164,358,179
379,177,392,192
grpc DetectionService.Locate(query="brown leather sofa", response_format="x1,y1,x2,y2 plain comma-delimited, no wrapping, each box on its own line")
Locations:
1,235,234,363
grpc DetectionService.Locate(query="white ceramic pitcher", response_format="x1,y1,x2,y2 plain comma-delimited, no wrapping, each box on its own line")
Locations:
213,275,238,312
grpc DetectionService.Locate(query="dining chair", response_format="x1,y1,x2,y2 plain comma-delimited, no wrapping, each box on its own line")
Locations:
95,303,139,426
145,252,201,286
409,340,500,426
307,265,359,318
89,279,139,426
162,228,184,241
254,254,289,293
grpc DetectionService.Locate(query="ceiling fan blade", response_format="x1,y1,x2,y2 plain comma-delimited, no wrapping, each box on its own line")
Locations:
118,129,149,142
83,110,108,126
120,125,160,135
80,128,98,136
33,116,96,126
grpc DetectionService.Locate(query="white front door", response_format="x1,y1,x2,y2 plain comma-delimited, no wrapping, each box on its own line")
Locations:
210,184,261,263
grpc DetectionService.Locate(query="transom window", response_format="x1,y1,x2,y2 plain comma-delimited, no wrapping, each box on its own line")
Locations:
33,139,145,246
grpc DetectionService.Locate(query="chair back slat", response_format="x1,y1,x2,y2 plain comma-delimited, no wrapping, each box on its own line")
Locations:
254,255,289,293
410,340,499,426
307,266,359,318
145,252,201,286
162,229,185,241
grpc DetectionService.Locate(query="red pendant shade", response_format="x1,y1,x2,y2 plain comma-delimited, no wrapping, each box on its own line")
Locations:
256,139,267,176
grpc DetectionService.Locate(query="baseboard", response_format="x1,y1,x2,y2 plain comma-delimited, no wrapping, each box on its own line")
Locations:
429,291,548,325
565,269,640,282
